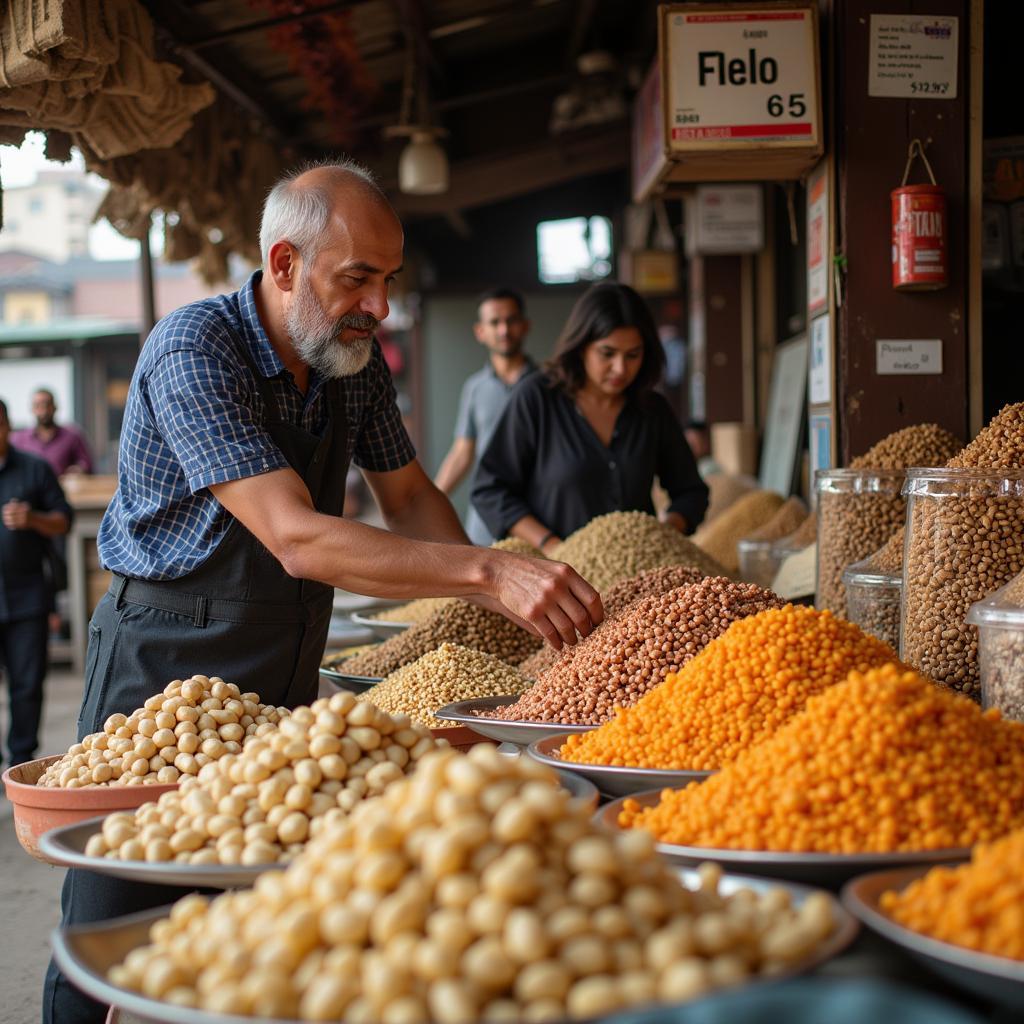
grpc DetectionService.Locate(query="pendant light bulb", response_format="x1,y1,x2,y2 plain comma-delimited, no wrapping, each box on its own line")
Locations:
398,130,449,195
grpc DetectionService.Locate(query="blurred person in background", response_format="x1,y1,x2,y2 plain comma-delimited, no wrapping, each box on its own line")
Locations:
11,388,94,477
684,420,721,479
0,397,72,770
434,288,537,544
472,282,708,553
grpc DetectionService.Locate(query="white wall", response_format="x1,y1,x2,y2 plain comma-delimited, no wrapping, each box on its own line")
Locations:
0,175,101,263
0,358,74,429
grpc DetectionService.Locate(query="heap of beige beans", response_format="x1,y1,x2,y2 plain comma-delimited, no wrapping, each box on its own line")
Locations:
37,676,284,788
703,473,758,523
361,644,529,729
346,601,542,679
780,513,817,550
490,578,784,726
107,745,836,1020
371,540,545,625
742,497,808,545
85,692,440,866
849,425,964,472
518,565,706,681
903,404,1024,698
816,424,962,614
552,511,727,592
692,491,785,574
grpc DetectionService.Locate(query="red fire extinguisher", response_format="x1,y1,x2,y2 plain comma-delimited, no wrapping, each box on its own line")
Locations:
891,139,948,291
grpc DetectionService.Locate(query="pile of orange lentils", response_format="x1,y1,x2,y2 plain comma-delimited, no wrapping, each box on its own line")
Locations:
619,666,1024,853
559,606,898,770
881,828,1024,959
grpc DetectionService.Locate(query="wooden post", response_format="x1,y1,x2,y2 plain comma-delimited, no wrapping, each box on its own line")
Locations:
833,0,970,460
139,214,156,345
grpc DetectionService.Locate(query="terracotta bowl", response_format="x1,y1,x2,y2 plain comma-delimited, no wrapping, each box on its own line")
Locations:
431,725,498,752
3,755,179,865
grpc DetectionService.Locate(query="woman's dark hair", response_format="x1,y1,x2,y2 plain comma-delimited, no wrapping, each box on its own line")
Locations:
545,282,665,396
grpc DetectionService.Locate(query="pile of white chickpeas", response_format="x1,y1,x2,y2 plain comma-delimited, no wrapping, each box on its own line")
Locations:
86,691,440,865
37,675,286,788
107,745,837,1021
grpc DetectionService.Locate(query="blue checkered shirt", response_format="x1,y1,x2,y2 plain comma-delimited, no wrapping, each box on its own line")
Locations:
98,271,416,580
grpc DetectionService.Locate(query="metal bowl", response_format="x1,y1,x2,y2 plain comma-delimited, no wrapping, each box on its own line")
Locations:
350,612,412,640
39,814,285,889
527,735,713,798
53,871,857,1024
596,790,973,886
316,661,381,693
435,696,597,747
843,865,1024,1009
39,771,599,889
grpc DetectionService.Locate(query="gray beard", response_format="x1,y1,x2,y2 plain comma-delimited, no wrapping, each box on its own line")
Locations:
286,278,376,379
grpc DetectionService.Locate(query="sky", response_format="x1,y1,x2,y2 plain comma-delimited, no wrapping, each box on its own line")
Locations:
1,131,162,259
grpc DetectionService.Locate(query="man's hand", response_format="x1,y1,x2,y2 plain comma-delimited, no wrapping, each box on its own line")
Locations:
480,551,603,650
2,499,30,530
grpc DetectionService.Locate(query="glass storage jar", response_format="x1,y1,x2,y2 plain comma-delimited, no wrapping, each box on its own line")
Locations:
901,468,1024,701
737,539,781,590
815,469,906,614
966,571,1024,722
842,557,901,651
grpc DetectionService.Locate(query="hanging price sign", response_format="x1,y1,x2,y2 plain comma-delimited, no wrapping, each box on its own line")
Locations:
662,4,821,151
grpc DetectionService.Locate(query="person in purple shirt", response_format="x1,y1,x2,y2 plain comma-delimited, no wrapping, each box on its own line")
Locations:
11,389,94,477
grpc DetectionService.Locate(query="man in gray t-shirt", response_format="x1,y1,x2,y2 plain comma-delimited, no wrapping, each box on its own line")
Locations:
434,288,536,545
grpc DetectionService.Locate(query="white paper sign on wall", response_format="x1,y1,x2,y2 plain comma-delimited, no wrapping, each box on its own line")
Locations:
875,339,943,375
693,185,764,253
809,314,832,404
868,15,959,99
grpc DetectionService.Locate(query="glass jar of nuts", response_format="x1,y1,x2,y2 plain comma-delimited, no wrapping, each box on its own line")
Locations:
815,469,906,614
842,557,901,651
967,570,1024,723
902,468,1024,701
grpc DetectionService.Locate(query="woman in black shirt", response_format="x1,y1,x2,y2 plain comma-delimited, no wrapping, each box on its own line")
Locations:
471,282,709,553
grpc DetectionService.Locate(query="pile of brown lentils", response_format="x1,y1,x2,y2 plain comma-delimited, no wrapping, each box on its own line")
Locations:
816,424,962,614
487,578,784,725
902,403,1024,699
518,565,706,680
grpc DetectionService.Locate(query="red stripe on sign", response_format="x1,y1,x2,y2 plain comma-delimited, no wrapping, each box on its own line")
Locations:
672,123,814,140
685,12,806,22
729,122,814,137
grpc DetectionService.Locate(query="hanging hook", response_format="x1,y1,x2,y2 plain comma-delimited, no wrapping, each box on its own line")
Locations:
901,138,938,187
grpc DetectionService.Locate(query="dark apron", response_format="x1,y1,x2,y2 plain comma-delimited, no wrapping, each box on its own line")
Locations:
44,362,350,1024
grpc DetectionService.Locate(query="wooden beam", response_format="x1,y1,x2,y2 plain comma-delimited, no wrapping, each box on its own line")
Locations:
187,2,371,51
444,210,473,238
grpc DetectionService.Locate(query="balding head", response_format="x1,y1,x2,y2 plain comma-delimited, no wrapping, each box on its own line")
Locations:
259,158,394,267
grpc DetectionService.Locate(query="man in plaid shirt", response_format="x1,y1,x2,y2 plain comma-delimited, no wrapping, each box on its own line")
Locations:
45,160,602,1024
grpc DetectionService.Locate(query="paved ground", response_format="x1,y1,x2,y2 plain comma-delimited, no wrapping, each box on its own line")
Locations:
1,663,82,1024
